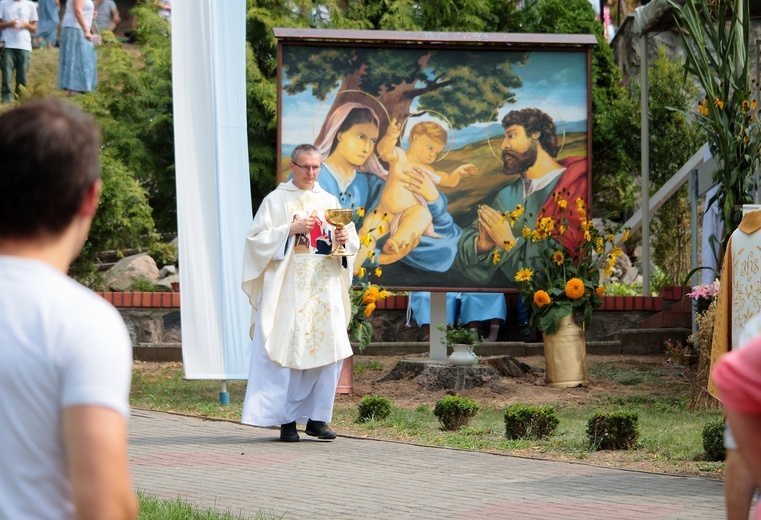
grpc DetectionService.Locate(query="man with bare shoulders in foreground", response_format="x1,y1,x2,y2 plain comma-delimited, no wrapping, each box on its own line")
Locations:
0,99,138,520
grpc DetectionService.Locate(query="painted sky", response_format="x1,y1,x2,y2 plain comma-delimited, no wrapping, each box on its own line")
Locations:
281,49,588,148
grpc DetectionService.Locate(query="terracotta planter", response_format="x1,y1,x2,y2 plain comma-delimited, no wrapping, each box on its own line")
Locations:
336,355,354,394
542,314,589,388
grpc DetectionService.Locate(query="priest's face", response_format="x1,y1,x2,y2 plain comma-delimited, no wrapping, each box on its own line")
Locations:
290,151,320,190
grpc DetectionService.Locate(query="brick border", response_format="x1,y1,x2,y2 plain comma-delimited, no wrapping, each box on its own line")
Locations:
99,291,664,312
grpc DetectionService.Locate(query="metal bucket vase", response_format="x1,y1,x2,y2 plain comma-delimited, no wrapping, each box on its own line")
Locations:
542,314,589,388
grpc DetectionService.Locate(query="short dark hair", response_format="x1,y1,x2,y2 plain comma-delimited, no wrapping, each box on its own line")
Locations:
0,99,101,239
501,108,559,158
291,144,320,163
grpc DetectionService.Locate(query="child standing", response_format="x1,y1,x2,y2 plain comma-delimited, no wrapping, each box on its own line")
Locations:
354,118,478,272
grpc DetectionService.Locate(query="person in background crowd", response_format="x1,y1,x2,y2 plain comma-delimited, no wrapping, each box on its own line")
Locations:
0,0,37,103
94,0,120,32
32,0,60,50
58,0,98,94
0,98,137,520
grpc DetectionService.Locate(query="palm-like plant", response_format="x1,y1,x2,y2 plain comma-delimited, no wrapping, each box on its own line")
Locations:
667,0,761,251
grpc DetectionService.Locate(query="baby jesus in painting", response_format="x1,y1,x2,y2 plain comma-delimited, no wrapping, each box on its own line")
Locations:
353,119,479,273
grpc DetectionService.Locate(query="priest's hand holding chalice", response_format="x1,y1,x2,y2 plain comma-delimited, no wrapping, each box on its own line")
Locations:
325,208,354,256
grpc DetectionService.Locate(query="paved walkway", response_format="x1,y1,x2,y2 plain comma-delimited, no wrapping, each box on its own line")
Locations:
130,409,725,519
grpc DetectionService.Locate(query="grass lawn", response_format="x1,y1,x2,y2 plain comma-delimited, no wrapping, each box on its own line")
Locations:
130,355,725,479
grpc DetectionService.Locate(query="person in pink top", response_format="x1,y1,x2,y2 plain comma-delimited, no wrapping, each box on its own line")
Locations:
713,335,761,519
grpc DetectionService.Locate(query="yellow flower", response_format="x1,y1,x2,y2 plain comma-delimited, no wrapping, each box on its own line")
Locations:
552,250,564,265
565,277,585,299
596,286,605,297
557,198,568,209
368,250,376,261
753,99,758,110
357,207,365,218
623,229,630,242
364,302,376,317
515,267,533,282
584,230,592,242
558,224,567,235
713,97,724,110
378,290,390,299
522,227,531,239
362,291,377,304
374,267,382,277
604,267,613,276
534,290,551,308
492,250,501,265
608,233,615,243
381,213,389,222
360,234,373,247
358,267,366,278
503,240,515,252
377,225,385,234
512,204,524,217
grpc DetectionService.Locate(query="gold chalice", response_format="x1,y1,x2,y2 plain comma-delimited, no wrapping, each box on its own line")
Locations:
324,208,355,256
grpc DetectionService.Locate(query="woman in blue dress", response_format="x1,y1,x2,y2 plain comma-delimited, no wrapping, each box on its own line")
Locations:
314,102,461,273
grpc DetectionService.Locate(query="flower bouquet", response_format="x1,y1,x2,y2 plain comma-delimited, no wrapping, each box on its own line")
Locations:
512,192,629,336
348,281,389,352
686,279,720,315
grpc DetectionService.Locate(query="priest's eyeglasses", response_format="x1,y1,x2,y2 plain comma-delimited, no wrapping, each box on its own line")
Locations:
292,161,320,172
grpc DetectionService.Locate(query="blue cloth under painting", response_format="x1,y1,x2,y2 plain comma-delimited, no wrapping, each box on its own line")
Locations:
407,292,457,327
458,293,506,324
317,164,461,273
58,27,97,93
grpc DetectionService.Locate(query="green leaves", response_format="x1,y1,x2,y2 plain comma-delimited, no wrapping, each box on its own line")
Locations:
667,0,760,251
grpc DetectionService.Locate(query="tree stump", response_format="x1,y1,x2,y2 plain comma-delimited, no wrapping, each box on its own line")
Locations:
379,355,534,391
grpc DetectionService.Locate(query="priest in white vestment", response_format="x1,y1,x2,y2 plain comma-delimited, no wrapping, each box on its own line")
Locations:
241,144,359,442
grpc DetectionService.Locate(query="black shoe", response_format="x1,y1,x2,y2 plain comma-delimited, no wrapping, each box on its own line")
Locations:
279,421,299,442
305,419,337,440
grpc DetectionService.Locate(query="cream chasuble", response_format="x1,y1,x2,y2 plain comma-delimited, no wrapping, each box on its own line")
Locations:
242,181,359,370
709,209,761,398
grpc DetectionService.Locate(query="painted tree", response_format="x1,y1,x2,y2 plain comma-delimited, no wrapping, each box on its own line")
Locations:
283,46,527,139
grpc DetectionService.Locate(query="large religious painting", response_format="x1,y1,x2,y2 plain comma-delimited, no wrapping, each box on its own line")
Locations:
276,29,595,291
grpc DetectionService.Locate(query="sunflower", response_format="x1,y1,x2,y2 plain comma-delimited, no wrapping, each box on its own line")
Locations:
492,250,501,265
515,267,533,282
358,266,366,278
565,277,585,299
534,290,551,308
357,207,365,218
522,227,531,239
374,267,382,277
552,250,564,265
503,240,515,252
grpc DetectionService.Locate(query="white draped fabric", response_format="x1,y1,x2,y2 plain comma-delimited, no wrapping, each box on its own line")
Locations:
172,1,252,379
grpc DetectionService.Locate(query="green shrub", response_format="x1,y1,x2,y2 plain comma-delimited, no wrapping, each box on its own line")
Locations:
503,404,559,440
433,395,480,431
587,410,640,450
702,418,726,462
356,395,393,423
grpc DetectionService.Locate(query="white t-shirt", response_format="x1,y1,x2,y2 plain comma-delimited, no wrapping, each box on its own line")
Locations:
62,0,94,30
0,0,38,51
0,256,132,520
